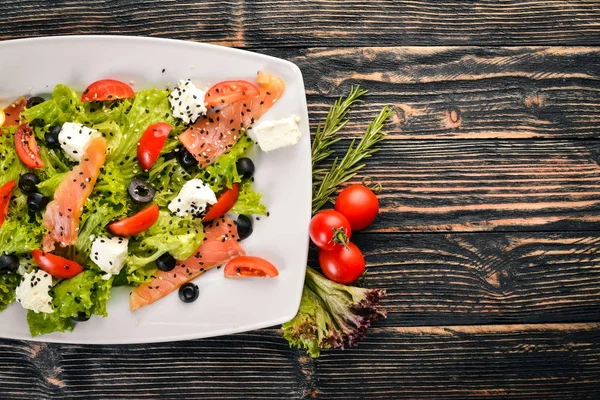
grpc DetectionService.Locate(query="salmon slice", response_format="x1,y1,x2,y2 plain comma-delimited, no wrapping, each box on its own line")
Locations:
179,71,286,167
2,97,27,128
129,216,245,311
42,136,107,251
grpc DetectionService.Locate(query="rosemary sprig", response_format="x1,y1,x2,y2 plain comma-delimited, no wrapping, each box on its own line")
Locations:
312,105,393,214
311,86,367,186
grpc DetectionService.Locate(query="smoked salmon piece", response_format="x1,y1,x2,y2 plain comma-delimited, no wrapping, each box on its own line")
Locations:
42,136,107,251
129,216,245,311
179,71,285,167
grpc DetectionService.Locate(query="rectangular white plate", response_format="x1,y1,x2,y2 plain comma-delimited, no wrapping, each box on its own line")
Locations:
0,36,311,343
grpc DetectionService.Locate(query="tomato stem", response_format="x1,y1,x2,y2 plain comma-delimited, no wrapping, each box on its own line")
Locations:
330,226,350,249
362,176,382,194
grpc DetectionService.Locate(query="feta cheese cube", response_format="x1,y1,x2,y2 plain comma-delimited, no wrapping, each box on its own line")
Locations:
59,122,100,162
91,236,129,275
168,179,217,218
254,116,302,152
169,79,207,124
16,269,54,314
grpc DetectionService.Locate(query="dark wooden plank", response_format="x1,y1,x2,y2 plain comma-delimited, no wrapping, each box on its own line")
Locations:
263,46,600,139
1,1,600,47
327,139,600,232
0,324,598,399
344,232,600,325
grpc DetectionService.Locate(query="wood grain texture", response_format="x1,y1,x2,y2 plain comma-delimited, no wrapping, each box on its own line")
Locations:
0,324,598,399
344,232,600,325
1,1,600,47
263,46,600,139
326,139,600,232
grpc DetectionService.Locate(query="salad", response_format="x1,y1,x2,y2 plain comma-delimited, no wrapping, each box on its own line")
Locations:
0,72,302,336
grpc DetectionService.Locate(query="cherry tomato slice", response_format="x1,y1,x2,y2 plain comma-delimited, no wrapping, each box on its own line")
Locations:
15,124,44,169
137,122,172,171
2,97,27,127
223,256,279,278
108,204,159,236
0,180,16,228
203,183,240,222
81,79,135,102
205,80,260,109
31,250,84,279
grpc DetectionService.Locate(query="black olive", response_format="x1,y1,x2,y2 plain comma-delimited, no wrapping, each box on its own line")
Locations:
18,173,41,193
128,177,155,204
0,254,19,272
27,192,49,212
236,157,255,179
71,311,90,322
237,214,253,240
45,126,62,148
177,147,197,168
156,253,176,272
26,96,45,108
178,282,199,303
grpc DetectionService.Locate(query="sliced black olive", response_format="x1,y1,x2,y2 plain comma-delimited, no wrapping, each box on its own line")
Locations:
127,177,155,204
18,173,41,193
71,311,90,322
27,192,49,212
26,96,45,108
178,282,199,303
177,147,197,168
236,214,253,240
156,253,176,272
0,254,19,272
45,126,62,148
236,157,255,179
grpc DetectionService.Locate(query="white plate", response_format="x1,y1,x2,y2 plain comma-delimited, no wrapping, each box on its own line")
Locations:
0,36,311,343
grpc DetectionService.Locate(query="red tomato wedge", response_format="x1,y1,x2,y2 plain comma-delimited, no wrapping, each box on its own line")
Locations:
223,256,279,278
129,216,245,311
2,97,26,127
14,124,44,169
42,136,107,251
179,71,285,167
202,183,239,222
204,80,260,109
0,180,16,228
81,79,135,102
137,122,172,171
31,250,84,279
107,204,159,236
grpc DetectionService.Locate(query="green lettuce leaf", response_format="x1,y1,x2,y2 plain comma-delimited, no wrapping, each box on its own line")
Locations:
76,161,131,261
230,180,268,216
203,134,254,191
148,158,193,208
0,189,44,254
125,211,204,285
26,270,113,336
0,128,28,186
0,273,20,312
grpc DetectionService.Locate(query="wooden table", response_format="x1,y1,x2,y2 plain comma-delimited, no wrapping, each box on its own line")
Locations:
2,1,600,398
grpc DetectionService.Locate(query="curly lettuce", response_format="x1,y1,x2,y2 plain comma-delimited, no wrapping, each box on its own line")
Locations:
230,180,268,216
26,270,113,336
0,273,20,312
125,211,205,285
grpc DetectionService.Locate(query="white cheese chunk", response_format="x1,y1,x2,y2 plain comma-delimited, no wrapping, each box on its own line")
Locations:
16,269,54,314
168,178,217,218
254,115,302,152
59,122,100,161
91,236,129,275
168,79,207,124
